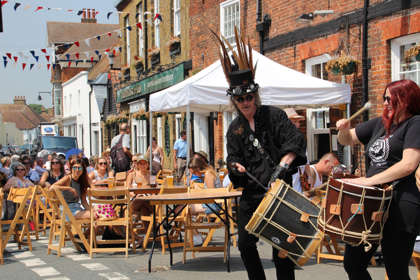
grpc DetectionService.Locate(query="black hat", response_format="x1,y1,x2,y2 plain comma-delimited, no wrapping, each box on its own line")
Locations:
210,27,258,96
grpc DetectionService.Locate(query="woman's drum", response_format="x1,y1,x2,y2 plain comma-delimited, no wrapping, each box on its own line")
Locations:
245,180,323,266
318,176,393,248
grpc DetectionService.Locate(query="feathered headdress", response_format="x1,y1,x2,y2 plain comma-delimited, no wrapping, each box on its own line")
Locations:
210,27,258,96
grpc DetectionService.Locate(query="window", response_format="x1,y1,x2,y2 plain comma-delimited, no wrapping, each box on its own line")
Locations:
137,3,144,57
124,16,131,65
391,33,420,85
305,54,331,80
223,111,237,160
175,114,182,140
220,0,240,45
154,0,160,48
133,124,138,153
139,120,147,154
157,117,163,148
174,0,181,36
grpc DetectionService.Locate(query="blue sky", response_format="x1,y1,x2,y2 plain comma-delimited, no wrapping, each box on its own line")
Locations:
0,1,119,108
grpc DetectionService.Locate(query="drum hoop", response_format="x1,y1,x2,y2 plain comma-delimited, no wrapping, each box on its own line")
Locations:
318,217,383,240
333,178,382,190
328,185,392,200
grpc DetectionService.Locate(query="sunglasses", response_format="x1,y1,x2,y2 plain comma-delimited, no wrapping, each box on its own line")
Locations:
234,94,254,103
16,168,25,171
72,166,83,171
383,95,391,103
98,162,107,165
51,161,60,164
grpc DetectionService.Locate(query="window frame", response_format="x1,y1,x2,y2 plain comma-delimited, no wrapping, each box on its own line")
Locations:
154,0,160,48
174,0,181,36
220,0,240,46
305,54,331,80
124,15,131,65
391,32,420,83
137,3,144,57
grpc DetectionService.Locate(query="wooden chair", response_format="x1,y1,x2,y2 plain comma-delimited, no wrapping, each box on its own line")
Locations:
412,250,420,280
141,186,188,253
87,188,135,258
115,172,127,187
183,187,228,264
47,189,90,256
34,187,54,237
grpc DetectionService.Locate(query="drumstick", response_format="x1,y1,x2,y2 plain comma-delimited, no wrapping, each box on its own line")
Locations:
348,102,371,121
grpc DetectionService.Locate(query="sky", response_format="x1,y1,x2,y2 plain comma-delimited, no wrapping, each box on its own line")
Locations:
0,0,119,108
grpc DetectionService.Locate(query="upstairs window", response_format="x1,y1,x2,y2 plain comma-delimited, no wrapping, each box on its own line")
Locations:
174,0,181,36
124,16,131,65
154,0,160,48
220,0,240,45
391,33,420,85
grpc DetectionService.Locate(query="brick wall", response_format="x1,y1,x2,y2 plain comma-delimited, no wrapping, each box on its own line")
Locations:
61,67,87,83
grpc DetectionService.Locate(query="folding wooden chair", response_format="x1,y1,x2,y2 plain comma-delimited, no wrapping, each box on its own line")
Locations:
1,187,35,257
34,186,54,237
115,172,127,187
141,186,188,253
183,187,227,264
412,251,420,280
47,189,90,256
87,188,135,258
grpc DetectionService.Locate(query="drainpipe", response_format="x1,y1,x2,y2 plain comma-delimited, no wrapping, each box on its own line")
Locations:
89,84,93,157
362,0,369,121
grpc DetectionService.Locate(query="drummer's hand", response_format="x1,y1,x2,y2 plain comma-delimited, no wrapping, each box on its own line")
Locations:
342,177,374,186
233,162,246,173
336,119,351,130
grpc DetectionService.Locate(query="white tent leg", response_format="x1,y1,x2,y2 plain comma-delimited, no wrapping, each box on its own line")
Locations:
149,110,153,182
345,103,352,171
186,105,191,186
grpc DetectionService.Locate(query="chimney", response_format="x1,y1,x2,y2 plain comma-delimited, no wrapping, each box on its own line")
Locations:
81,8,97,23
13,96,26,105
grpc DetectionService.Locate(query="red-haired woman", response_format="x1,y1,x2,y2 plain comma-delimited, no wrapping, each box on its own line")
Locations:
50,158,91,219
336,79,420,280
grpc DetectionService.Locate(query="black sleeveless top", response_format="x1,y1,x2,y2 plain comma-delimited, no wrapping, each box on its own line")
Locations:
46,171,64,185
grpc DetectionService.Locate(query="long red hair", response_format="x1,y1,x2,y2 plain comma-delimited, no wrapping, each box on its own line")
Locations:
382,79,420,135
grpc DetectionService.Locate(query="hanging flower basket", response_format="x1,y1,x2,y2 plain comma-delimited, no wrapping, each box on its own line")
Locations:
405,45,420,61
326,55,359,75
132,109,148,120
105,114,118,126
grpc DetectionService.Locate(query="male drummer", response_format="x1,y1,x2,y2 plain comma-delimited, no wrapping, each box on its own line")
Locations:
218,28,307,280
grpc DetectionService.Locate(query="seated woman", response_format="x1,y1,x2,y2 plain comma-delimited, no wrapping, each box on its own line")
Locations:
88,156,114,185
2,163,34,220
126,155,152,217
50,158,90,219
39,157,65,188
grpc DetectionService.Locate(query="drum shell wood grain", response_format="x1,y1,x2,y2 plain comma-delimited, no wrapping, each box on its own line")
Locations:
318,177,392,245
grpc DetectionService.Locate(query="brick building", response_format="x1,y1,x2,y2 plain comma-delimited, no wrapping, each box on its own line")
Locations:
115,0,192,169
190,0,420,170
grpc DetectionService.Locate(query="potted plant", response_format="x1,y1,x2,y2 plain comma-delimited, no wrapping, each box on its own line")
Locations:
405,44,420,62
169,36,181,57
326,54,359,75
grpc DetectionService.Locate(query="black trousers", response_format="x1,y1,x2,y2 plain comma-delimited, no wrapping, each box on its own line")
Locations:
343,219,417,280
238,197,295,280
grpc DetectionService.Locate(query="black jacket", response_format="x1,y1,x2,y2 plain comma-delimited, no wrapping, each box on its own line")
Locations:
227,105,307,198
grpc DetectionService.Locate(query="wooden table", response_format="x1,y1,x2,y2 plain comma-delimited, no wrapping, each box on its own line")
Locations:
136,190,242,273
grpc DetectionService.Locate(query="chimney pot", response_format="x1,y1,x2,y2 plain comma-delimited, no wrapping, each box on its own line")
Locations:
93,9,96,19
87,8,91,19
83,8,86,19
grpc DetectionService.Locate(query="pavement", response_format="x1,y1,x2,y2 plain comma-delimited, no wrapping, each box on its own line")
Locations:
1,230,417,280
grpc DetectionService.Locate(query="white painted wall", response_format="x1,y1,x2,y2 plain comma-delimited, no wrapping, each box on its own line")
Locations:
62,71,102,157
0,114,24,145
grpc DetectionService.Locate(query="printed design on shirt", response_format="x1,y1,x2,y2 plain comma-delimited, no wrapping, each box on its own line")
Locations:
368,135,391,164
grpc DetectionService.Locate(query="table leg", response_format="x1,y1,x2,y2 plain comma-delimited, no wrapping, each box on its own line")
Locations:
165,205,173,266
148,206,157,273
224,198,231,273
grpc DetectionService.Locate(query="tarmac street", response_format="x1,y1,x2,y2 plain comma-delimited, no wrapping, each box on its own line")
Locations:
1,230,417,280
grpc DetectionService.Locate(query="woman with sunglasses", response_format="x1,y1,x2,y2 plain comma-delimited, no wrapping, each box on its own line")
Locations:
39,157,65,188
126,155,152,217
50,158,91,219
336,79,420,280
89,157,114,185
3,163,34,192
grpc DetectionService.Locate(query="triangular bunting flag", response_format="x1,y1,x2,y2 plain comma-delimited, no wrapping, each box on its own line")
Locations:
14,2,21,10
95,50,100,56
107,32,112,37
136,22,142,30
13,56,18,63
136,12,140,18
6,53,12,59
107,12,113,19
30,64,34,70
154,13,163,22
75,53,80,59
22,63,26,70
95,10,99,15
112,49,116,56
34,56,39,62
126,26,132,31
3,57,7,68
90,57,94,63
75,60,79,66
65,54,70,60
47,64,51,70
0,1,8,7
119,47,122,52
30,50,36,58
45,55,50,62
68,61,71,67
77,10,83,16
85,38,91,47
96,35,101,40
67,9,73,12
74,41,80,47
35,6,43,12
41,48,47,54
